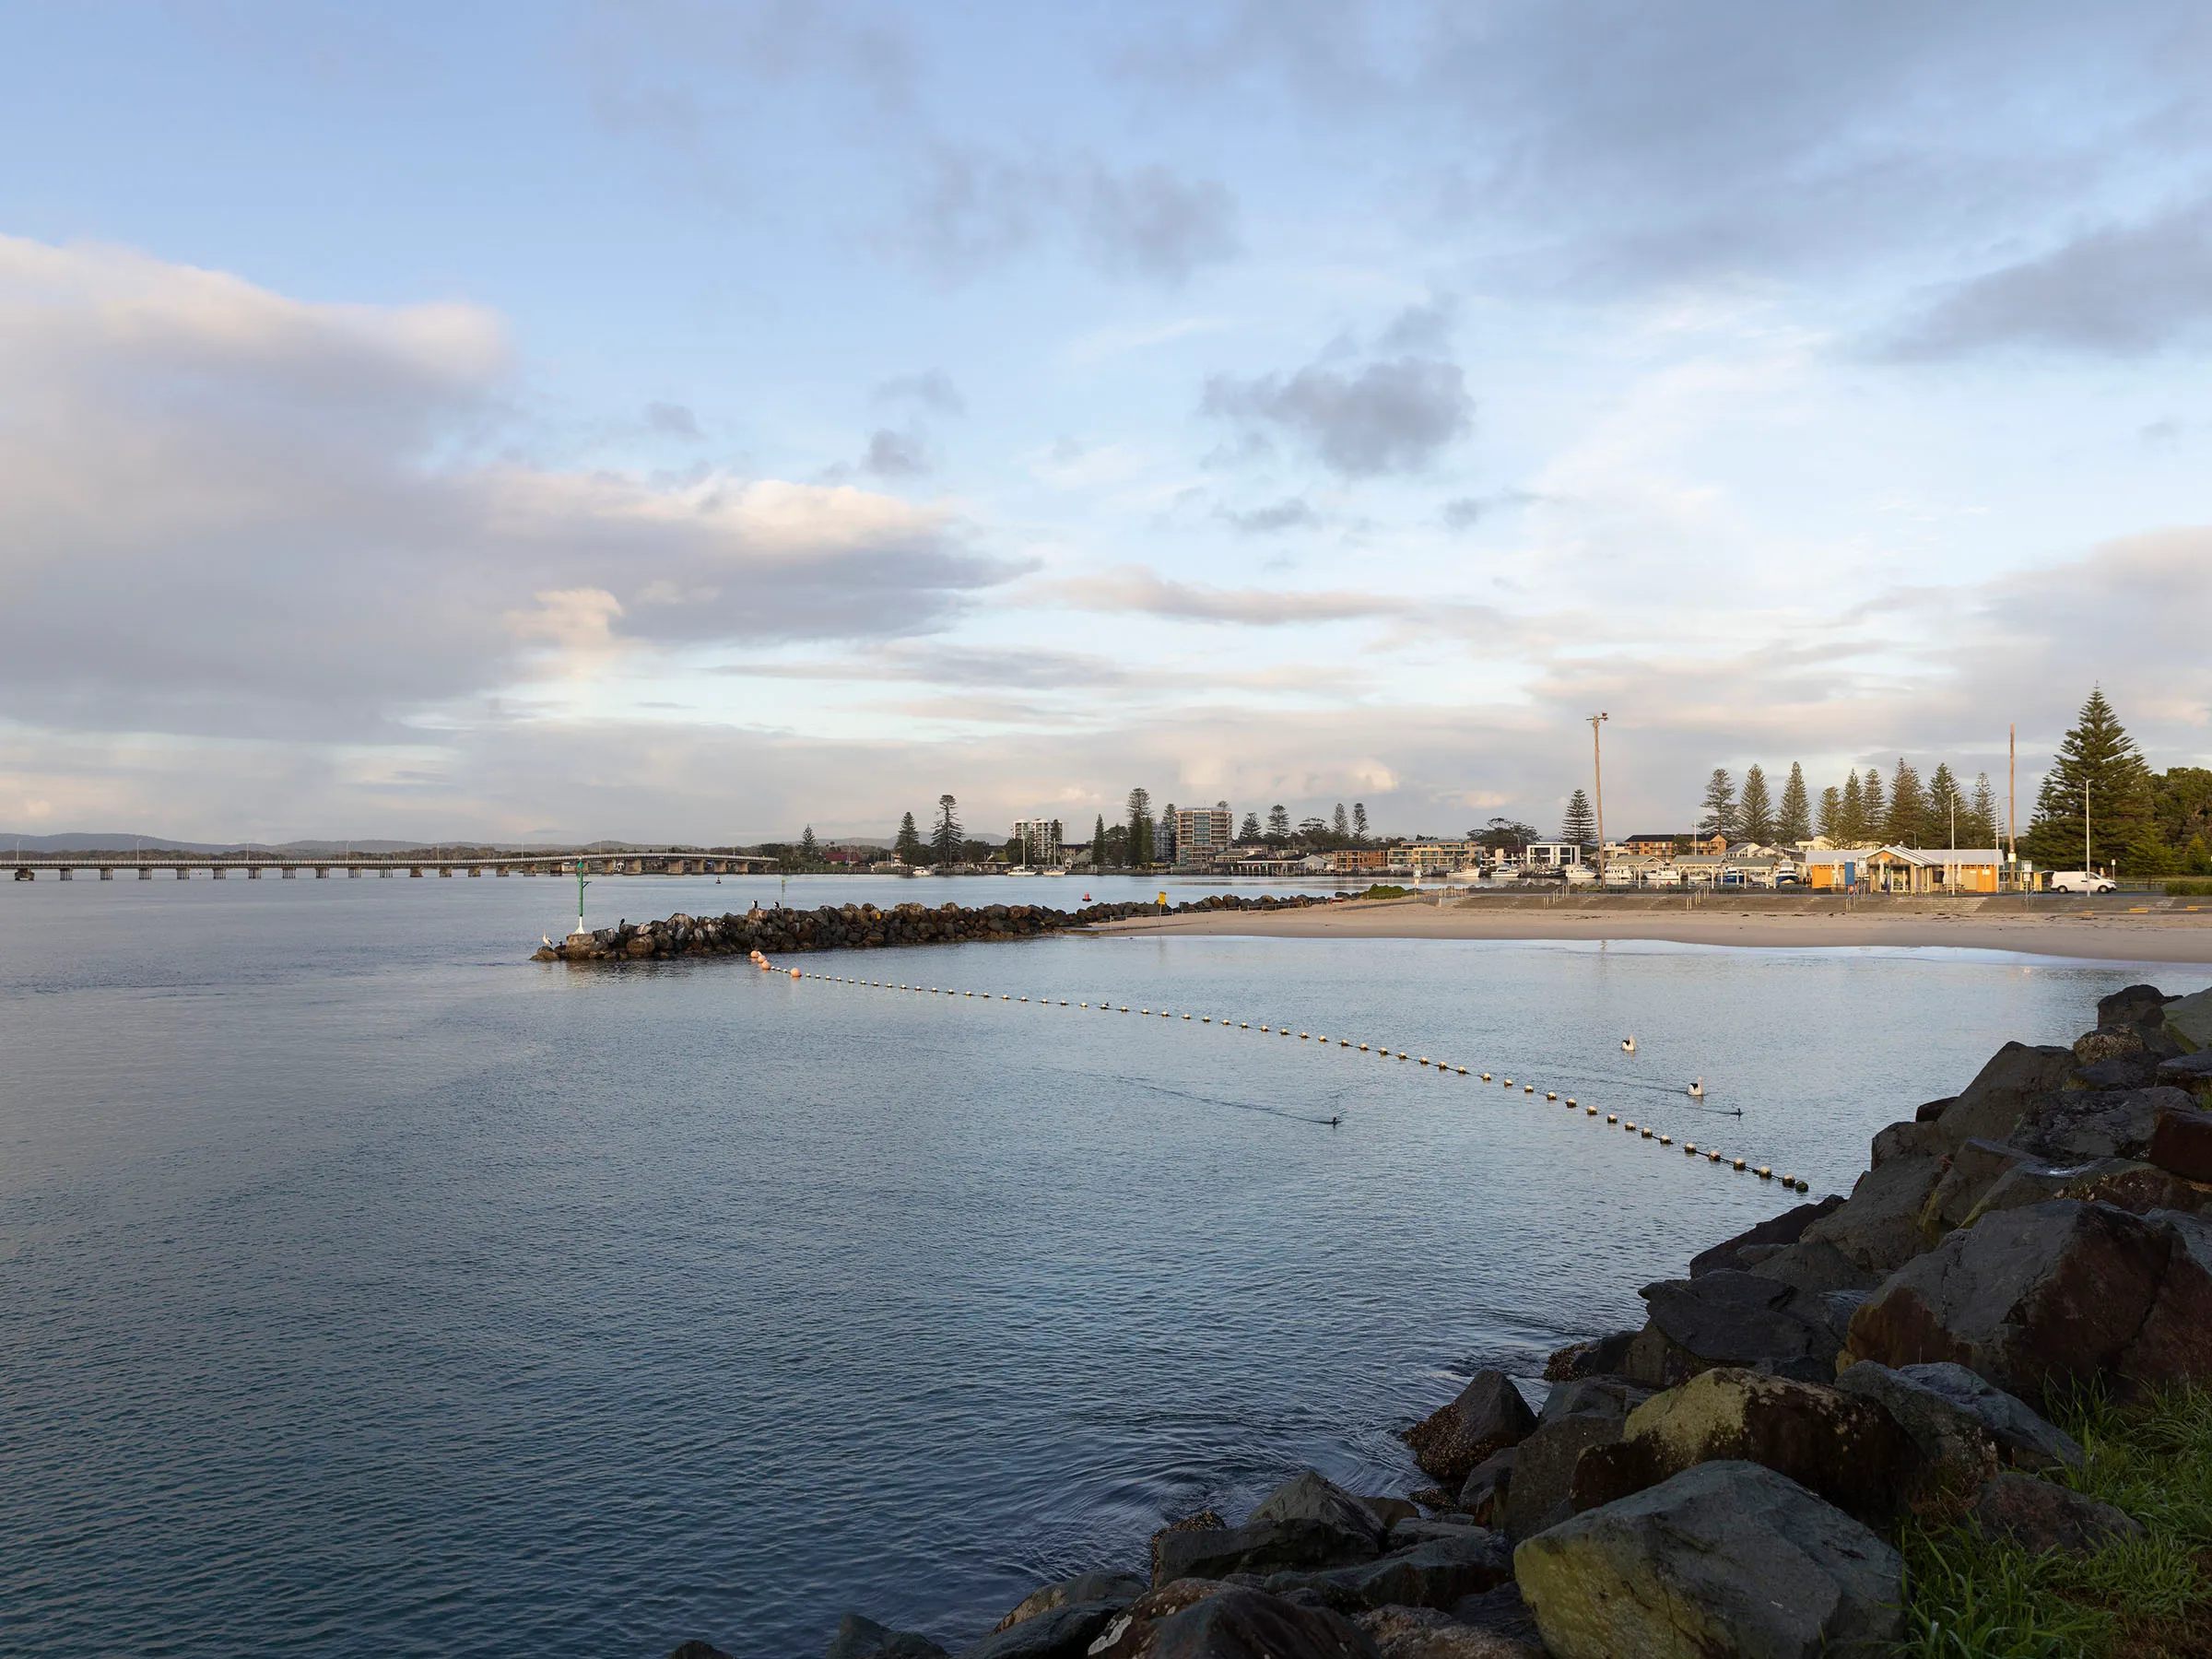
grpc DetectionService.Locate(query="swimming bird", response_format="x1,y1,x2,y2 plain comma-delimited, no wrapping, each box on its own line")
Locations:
1688,1078,1705,1099
1621,1036,1637,1053
1328,1115,1341,1128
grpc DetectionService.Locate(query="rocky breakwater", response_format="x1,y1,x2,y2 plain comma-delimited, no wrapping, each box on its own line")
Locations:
533,894,1324,963
663,982,2212,1659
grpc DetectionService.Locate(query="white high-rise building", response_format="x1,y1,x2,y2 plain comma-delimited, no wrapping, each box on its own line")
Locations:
1173,806,1233,863
1014,818,1064,866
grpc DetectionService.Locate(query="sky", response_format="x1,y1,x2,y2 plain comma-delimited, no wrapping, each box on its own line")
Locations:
3,1,2209,846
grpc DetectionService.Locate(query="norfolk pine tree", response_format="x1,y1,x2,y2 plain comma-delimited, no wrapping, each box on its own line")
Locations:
894,811,924,864
1886,759,1925,846
931,794,963,865
1091,814,1108,868
1837,771,1866,841
1124,787,1153,866
1818,784,1842,840
1862,768,1886,839
1969,773,1999,848
1737,765,1775,843
2024,687,2159,873
1239,811,1263,841
1779,763,1812,842
1560,788,1597,847
1924,763,1962,847
1699,769,1736,840
1352,802,1370,841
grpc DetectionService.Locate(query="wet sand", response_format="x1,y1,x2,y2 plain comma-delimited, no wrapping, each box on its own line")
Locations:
1091,896,2212,965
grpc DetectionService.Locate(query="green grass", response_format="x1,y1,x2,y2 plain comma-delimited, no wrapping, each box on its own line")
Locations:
1359,883,1412,900
1897,1387,2212,1658
2162,878,2212,897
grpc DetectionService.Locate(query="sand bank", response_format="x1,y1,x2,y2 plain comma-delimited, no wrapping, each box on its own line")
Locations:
1089,894,2212,965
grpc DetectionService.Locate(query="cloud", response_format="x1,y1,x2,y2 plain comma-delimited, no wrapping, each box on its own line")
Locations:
1082,164,1240,284
861,427,930,477
1883,200,2212,358
1203,354,1472,476
644,400,701,438
0,235,1018,739
1054,563,1412,624
875,369,966,415
1441,490,1540,529
1218,497,1317,535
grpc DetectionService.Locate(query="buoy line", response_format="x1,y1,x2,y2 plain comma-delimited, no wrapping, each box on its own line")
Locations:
747,951,1812,1194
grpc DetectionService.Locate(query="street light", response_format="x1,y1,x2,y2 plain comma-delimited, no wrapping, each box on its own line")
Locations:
1588,712,1609,884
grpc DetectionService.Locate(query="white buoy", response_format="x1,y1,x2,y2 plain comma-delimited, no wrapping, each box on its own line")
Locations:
1621,1036,1637,1053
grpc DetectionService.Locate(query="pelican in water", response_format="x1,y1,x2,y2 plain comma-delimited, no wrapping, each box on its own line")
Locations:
1688,1078,1705,1099
1620,1036,1637,1053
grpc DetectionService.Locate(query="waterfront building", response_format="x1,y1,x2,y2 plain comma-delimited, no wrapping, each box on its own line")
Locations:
1802,847,2009,893
1399,841,1479,875
1173,806,1233,864
1522,841,1588,871
1013,818,1065,867
1622,832,1680,857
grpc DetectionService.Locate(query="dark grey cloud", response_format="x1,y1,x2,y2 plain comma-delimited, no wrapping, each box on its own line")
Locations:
1883,199,2212,358
875,369,966,415
1218,497,1316,535
1083,164,1240,284
861,427,930,477
1203,355,1472,477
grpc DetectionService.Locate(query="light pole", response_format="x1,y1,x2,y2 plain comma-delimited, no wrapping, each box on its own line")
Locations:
1588,712,1609,884
574,869,590,937
2084,779,2092,877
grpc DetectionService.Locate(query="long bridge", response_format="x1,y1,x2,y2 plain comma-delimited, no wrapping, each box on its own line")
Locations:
7,852,775,881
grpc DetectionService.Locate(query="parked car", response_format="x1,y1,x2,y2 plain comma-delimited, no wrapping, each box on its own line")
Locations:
2049,870,2117,894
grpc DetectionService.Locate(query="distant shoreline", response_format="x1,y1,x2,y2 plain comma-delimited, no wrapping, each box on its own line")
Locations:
1088,895,2212,966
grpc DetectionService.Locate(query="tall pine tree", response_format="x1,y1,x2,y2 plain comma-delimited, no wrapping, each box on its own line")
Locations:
931,794,962,865
894,810,924,864
1091,814,1108,869
2025,687,2159,873
1817,784,1842,840
1239,811,1263,841
1698,768,1736,839
1924,763,1962,848
1862,769,1886,841
1837,771,1866,842
1738,765,1775,843
1353,802,1370,841
1560,788,1597,847
1778,763,1811,841
1968,772,1998,847
1124,787,1153,866
1886,759,1925,847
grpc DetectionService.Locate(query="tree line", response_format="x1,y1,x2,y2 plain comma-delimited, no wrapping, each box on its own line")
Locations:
1681,688,2210,876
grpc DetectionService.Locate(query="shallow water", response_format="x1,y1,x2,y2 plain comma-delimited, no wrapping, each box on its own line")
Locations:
3,875,2203,1657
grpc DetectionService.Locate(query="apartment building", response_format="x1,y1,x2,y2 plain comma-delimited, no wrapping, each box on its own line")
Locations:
1173,806,1234,863
1013,818,1064,866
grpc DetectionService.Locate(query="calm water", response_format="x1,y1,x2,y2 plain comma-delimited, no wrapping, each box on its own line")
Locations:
4,875,2204,1657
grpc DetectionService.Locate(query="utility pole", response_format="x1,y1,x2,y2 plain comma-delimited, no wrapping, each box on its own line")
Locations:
2007,724,2018,885
2085,779,2092,877
1588,712,1609,883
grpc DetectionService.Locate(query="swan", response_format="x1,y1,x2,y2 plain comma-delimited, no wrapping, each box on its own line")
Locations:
1688,1078,1705,1099
1620,1036,1637,1053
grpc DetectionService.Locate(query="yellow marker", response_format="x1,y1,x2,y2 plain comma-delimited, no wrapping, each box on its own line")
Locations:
1481,1073,1491,1081
1659,1135,1672,1145
1456,1066,1467,1075
1547,1092,1557,1100
1606,1114,1618,1124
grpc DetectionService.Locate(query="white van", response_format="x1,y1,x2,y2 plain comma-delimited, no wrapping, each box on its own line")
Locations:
2049,871,2117,894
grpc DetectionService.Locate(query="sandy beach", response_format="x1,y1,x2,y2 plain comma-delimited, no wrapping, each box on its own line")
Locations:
1091,894,2212,965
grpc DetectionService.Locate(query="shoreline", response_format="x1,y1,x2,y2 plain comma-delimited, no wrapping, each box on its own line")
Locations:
1088,897,2212,966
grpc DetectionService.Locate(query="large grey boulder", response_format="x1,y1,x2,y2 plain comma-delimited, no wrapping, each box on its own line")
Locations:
2157,1050,2212,1101
1934,1043,2079,1147
1919,1138,2041,1237
1401,1371,1537,1484
1842,1200,2171,1402
1125,1585,1380,1658
1624,1269,1860,1386
1501,1381,1650,1541
1688,1195,1843,1277
1567,1368,1913,1523
827,1614,951,1659
1263,1530,1513,1613
2100,983,2178,1032
1512,1461,1903,1659
1800,1152,1946,1273
1971,1472,2144,1558
2008,1088,2191,1164
959,1601,1131,1659
1745,1239,1878,1296
2165,987,2212,1053
1539,1331,1634,1382
1352,1606,1541,1658
1153,1473,1383,1586
1834,1360,2081,1498
2121,1208,2212,1388
993,1571,1147,1632
1965,1155,2212,1226
2148,1105,2212,1183
1453,1448,1514,1526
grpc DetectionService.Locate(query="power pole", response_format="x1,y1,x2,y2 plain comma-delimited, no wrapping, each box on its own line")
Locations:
1588,712,1609,882
2007,724,2018,883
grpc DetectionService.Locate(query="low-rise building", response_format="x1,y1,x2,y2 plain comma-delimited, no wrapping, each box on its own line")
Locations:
1400,840,1480,875
1801,846,2010,893
1622,832,1681,858
1522,841,1588,871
